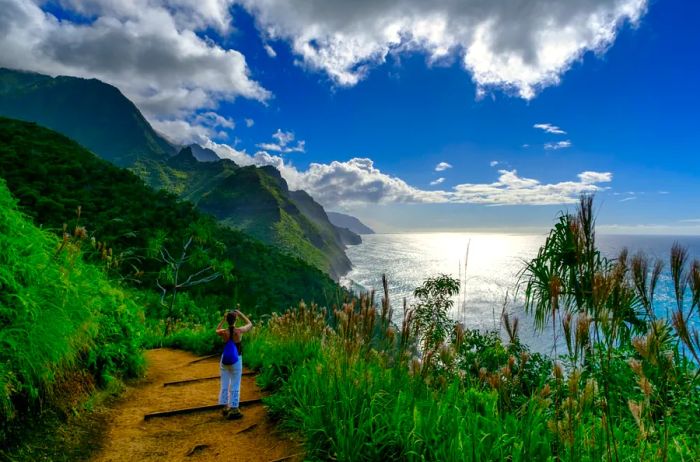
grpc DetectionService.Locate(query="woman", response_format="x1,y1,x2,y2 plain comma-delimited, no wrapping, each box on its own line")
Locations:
215,308,252,419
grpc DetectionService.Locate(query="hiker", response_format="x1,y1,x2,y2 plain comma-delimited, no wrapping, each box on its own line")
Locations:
215,308,252,420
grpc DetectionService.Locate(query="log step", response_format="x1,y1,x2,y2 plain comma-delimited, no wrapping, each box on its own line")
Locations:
144,398,264,420
187,354,219,365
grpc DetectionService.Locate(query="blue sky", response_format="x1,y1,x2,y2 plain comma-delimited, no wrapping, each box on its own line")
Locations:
2,0,699,233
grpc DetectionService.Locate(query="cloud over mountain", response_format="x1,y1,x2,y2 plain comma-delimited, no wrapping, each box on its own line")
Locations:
0,0,647,147
0,0,269,127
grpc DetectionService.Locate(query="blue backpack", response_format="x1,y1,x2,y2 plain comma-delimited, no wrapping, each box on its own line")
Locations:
222,339,239,365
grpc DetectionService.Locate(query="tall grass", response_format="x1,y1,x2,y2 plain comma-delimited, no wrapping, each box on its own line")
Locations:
244,196,700,462
0,180,144,444
519,195,700,461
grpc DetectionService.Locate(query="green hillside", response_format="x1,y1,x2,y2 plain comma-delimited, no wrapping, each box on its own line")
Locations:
185,159,353,278
0,68,174,166
140,146,354,278
0,68,357,278
0,117,344,313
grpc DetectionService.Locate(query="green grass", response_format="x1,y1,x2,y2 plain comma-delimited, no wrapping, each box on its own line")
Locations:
244,292,700,461
0,179,143,449
142,325,220,356
248,325,556,461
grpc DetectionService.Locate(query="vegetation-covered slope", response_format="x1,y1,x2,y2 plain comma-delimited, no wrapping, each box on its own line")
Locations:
0,68,175,166
0,178,144,445
143,147,356,278
193,162,354,278
0,117,344,313
0,68,357,278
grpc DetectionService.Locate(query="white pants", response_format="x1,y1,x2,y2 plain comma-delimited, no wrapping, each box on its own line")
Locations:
219,356,242,408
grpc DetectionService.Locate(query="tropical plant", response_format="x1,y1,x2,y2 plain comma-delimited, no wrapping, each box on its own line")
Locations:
412,274,460,356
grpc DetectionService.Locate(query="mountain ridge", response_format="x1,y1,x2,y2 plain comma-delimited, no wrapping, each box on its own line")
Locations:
0,68,175,166
0,67,358,279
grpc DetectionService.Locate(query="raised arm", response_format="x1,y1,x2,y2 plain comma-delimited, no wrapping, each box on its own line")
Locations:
215,314,227,337
235,310,253,333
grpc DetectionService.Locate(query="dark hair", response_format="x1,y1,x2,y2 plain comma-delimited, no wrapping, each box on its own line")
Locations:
226,311,237,340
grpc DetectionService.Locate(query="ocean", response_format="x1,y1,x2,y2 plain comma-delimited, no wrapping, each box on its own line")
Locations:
342,233,700,353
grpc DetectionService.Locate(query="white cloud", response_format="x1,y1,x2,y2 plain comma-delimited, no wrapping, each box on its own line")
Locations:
449,169,611,206
203,139,256,165
153,111,236,145
195,112,235,130
578,171,612,184
619,196,636,202
534,123,567,134
0,0,270,123
245,118,255,127
430,177,445,186
272,129,294,146
544,140,572,150
679,219,700,224
152,119,212,145
291,158,446,205
264,44,277,57
489,160,499,167
435,162,452,171
239,0,647,98
256,129,306,153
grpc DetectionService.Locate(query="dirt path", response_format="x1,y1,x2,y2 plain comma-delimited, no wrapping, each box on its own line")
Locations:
90,349,304,462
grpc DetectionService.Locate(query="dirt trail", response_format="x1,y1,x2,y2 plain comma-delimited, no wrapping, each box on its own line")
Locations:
90,349,304,462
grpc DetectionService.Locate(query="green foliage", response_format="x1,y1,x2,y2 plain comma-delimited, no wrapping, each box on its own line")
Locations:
0,116,346,315
247,308,555,461
517,195,700,461
455,330,552,401
0,179,143,444
246,298,700,462
412,274,460,353
142,326,220,356
272,350,554,461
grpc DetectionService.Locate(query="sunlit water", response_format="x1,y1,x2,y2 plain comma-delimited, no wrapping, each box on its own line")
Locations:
342,233,700,354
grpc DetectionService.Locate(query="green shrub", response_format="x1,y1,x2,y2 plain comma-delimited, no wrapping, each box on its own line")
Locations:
245,281,700,461
142,325,220,356
0,180,144,443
